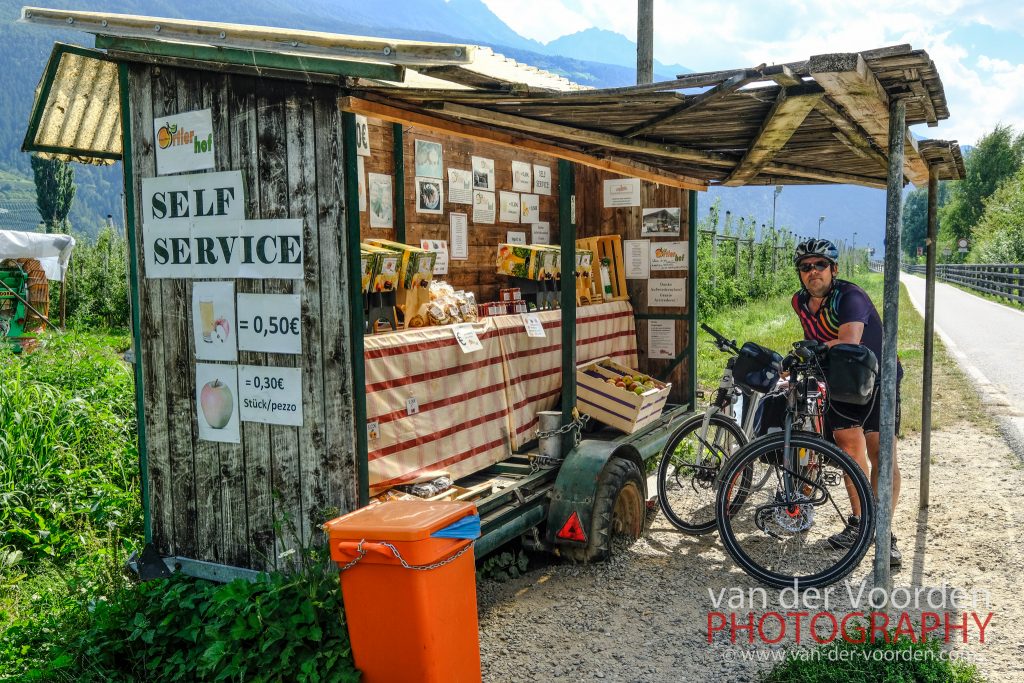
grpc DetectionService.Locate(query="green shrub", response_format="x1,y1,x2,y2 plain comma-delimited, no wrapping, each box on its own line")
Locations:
762,631,984,683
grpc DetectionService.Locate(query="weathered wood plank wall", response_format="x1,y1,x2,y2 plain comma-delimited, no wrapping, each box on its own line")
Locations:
127,63,357,572
574,166,693,405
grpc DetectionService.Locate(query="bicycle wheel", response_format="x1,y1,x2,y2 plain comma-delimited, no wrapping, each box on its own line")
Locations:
657,412,750,535
715,431,875,589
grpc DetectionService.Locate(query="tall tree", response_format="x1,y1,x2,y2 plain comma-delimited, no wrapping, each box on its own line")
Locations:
939,124,1023,241
901,182,950,258
30,154,76,233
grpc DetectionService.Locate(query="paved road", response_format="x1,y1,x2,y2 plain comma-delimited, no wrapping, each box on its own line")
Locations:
901,273,1024,454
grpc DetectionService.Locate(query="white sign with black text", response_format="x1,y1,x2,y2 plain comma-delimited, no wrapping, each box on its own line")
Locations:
603,178,641,207
648,319,676,359
522,313,546,338
354,115,371,157
453,324,484,353
647,278,687,307
238,365,304,427
236,293,302,355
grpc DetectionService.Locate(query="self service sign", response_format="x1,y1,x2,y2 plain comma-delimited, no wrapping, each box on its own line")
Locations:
141,171,304,279
155,109,215,175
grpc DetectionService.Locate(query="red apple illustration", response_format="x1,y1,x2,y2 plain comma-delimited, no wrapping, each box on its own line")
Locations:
200,379,233,429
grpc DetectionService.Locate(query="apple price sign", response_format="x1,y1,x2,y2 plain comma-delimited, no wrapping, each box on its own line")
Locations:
196,363,240,443
236,293,302,354
238,364,303,427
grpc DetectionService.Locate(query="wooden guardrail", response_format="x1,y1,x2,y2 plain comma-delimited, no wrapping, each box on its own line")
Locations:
905,262,1024,305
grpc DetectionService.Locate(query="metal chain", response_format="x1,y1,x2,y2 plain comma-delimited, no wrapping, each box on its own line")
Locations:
338,538,475,572
535,411,591,448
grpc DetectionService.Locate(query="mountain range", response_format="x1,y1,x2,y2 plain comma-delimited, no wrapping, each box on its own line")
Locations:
0,0,901,252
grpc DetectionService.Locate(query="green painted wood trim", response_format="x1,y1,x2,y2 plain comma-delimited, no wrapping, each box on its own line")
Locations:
96,36,406,82
343,112,370,507
558,160,576,443
23,43,114,156
118,62,151,545
22,143,121,161
687,190,698,407
392,123,406,243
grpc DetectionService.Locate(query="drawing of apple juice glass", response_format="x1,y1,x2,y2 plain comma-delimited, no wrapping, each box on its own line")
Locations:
199,299,230,344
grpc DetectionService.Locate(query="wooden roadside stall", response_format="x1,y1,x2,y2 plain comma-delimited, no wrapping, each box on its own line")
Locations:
20,7,964,580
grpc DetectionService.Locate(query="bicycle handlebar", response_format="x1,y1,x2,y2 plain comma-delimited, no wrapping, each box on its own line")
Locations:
700,323,740,354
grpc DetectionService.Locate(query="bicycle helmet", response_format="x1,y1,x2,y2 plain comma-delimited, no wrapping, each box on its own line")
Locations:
794,238,839,266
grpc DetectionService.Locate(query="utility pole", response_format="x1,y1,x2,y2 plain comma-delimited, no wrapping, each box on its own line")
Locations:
636,0,654,85
850,232,857,276
817,215,825,239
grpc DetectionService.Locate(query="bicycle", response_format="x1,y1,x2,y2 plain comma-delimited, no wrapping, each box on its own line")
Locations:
714,340,876,589
656,324,772,535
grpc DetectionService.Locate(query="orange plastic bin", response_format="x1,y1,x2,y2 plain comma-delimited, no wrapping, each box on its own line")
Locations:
324,500,481,683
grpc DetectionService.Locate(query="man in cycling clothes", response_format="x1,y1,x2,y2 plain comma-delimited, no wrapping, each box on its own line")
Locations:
791,239,902,567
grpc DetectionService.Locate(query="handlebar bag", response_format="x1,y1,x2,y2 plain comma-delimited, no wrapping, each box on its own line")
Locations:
825,344,878,405
732,342,783,393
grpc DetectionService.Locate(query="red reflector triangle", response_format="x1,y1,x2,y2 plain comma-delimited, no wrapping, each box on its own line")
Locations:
556,511,587,543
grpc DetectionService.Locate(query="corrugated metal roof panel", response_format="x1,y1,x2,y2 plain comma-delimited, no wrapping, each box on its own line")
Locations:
25,44,121,165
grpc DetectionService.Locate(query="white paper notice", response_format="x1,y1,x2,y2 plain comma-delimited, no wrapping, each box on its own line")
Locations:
357,156,366,212
236,293,302,354
154,108,215,175
420,239,450,275
449,213,468,259
192,281,237,361
196,363,240,443
648,278,687,307
506,231,527,245
624,239,651,279
512,160,532,192
448,168,472,204
603,178,642,207
650,241,688,270
472,156,495,191
533,164,552,195
499,191,521,223
522,313,546,338
521,193,540,223
531,221,550,245
648,320,676,359
238,364,303,427
473,191,496,224
453,324,484,353
354,115,371,157
368,173,393,228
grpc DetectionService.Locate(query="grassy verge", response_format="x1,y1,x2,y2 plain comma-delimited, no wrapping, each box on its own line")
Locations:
696,271,988,434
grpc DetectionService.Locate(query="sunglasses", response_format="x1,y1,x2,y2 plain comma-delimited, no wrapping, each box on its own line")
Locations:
797,261,832,273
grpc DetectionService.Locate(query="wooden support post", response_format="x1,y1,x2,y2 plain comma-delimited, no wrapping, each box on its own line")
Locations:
920,168,938,509
636,0,653,86
874,96,906,592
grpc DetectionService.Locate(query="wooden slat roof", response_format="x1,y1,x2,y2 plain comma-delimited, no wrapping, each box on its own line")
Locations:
20,8,964,186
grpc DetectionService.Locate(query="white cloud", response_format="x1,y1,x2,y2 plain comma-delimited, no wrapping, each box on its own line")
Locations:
481,0,1024,145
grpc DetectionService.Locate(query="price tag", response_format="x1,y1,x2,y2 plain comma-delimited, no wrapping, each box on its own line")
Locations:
453,324,483,354
522,313,546,338
238,365,303,426
237,294,302,354
406,396,419,415
367,421,380,441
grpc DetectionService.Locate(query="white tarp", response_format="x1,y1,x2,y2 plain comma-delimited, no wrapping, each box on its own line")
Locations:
0,230,75,281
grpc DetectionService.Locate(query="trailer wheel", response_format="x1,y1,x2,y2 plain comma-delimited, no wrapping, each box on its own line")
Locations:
562,457,645,563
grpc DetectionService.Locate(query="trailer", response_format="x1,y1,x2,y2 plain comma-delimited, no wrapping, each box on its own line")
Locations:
19,7,964,580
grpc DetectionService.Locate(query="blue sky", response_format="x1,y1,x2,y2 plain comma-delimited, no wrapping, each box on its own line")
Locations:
481,0,1024,147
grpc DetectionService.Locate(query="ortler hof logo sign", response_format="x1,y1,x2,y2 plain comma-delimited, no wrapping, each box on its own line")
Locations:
154,108,215,175
141,171,304,280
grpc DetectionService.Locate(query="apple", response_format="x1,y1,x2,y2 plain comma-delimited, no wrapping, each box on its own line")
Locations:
200,379,233,429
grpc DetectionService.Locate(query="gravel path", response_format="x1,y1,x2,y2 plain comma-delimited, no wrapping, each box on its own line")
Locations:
477,423,1024,682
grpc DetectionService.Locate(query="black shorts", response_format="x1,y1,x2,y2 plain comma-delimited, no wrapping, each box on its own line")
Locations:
826,379,902,435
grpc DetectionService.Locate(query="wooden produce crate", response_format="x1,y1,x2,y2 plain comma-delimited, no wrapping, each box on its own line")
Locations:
576,235,628,302
576,357,671,434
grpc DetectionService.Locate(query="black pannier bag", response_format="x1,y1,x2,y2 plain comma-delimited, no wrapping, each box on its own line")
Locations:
826,344,878,405
732,342,784,393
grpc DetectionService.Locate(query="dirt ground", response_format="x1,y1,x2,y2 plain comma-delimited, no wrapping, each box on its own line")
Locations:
477,422,1024,682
